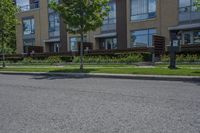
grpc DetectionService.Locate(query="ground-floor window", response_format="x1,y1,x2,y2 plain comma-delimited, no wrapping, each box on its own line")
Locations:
23,38,35,53
131,28,156,47
181,30,200,45
49,43,59,53
69,36,87,51
99,37,117,50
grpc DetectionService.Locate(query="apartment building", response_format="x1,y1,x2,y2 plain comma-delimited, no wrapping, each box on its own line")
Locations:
15,0,200,54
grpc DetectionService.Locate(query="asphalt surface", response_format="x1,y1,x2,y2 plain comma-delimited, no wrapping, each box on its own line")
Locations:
0,74,200,133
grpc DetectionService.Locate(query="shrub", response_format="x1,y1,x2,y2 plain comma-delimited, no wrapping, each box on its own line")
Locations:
46,56,62,64
60,56,73,62
21,57,34,64
72,53,145,64
161,54,200,63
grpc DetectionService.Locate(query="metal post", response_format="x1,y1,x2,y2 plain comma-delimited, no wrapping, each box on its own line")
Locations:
1,31,5,68
79,0,84,72
80,33,84,71
169,49,176,69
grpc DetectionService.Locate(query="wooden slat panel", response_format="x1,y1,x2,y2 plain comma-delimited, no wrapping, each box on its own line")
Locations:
153,35,165,57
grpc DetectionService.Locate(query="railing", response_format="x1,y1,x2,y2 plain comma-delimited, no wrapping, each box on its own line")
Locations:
101,23,116,33
19,3,39,12
130,12,156,21
179,5,200,24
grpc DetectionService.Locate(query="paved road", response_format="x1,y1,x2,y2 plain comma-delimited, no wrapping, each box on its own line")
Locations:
0,74,200,133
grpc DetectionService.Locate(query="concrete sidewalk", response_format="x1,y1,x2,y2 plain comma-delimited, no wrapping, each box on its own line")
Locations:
0,71,200,82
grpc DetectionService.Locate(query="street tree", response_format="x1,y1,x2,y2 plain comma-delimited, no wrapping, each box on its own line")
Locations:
196,0,200,9
49,0,110,71
0,0,18,67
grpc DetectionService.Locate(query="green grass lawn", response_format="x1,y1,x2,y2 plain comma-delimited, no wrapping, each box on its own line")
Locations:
0,64,200,76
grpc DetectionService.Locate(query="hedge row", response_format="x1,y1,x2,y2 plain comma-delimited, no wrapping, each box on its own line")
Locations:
161,54,200,62
73,53,152,64
0,53,152,64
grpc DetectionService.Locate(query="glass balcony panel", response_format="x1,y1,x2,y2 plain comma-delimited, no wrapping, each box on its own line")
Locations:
179,6,200,24
101,23,116,33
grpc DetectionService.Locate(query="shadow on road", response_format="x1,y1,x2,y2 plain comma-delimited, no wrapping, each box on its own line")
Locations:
28,74,200,86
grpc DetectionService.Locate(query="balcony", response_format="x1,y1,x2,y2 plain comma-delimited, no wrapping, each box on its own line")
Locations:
101,23,116,33
19,3,39,12
179,5,200,24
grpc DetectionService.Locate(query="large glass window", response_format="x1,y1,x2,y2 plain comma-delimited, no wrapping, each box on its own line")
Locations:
181,30,200,45
99,38,117,50
16,0,29,7
69,37,87,51
179,0,200,23
193,31,200,44
101,0,116,32
49,13,60,38
23,18,35,35
131,29,156,47
23,39,35,53
16,0,39,11
103,0,116,25
131,0,156,21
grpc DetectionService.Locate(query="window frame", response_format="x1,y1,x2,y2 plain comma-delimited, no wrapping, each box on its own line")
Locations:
22,17,35,36
48,12,60,38
130,28,157,47
130,0,157,22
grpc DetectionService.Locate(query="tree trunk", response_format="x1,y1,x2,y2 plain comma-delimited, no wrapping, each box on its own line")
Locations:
1,33,5,68
80,32,84,72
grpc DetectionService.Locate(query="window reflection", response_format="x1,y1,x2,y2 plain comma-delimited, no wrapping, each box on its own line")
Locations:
131,29,156,47
131,0,156,21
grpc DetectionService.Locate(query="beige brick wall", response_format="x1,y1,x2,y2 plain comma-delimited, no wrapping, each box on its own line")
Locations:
126,0,179,48
16,0,49,54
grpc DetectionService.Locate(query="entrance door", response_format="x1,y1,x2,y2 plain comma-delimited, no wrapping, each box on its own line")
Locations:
182,32,193,45
105,38,113,50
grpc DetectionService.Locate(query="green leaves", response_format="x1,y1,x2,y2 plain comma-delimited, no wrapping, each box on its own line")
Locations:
49,0,110,34
0,0,18,53
195,0,200,11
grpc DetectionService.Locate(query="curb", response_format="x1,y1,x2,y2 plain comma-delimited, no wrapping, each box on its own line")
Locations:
0,71,200,82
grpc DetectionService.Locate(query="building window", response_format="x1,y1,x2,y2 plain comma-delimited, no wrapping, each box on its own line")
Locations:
181,30,200,45
16,0,39,12
99,38,117,50
69,37,87,51
130,0,156,21
103,0,116,25
23,38,35,53
193,31,200,44
23,18,35,35
49,13,60,38
131,29,156,47
179,0,200,23
101,0,116,32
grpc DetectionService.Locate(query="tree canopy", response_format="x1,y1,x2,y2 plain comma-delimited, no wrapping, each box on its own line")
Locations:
49,0,110,34
0,0,18,54
196,0,200,9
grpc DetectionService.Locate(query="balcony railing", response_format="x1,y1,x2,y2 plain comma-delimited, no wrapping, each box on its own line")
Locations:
101,23,116,33
19,3,39,12
179,5,200,24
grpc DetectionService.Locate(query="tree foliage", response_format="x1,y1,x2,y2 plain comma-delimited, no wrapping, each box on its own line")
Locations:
0,0,18,54
49,0,110,71
49,0,110,34
195,0,200,10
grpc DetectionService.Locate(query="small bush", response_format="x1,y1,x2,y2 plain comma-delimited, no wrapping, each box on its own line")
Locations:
73,53,145,64
161,54,200,63
22,57,34,64
46,56,62,64
60,56,73,62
